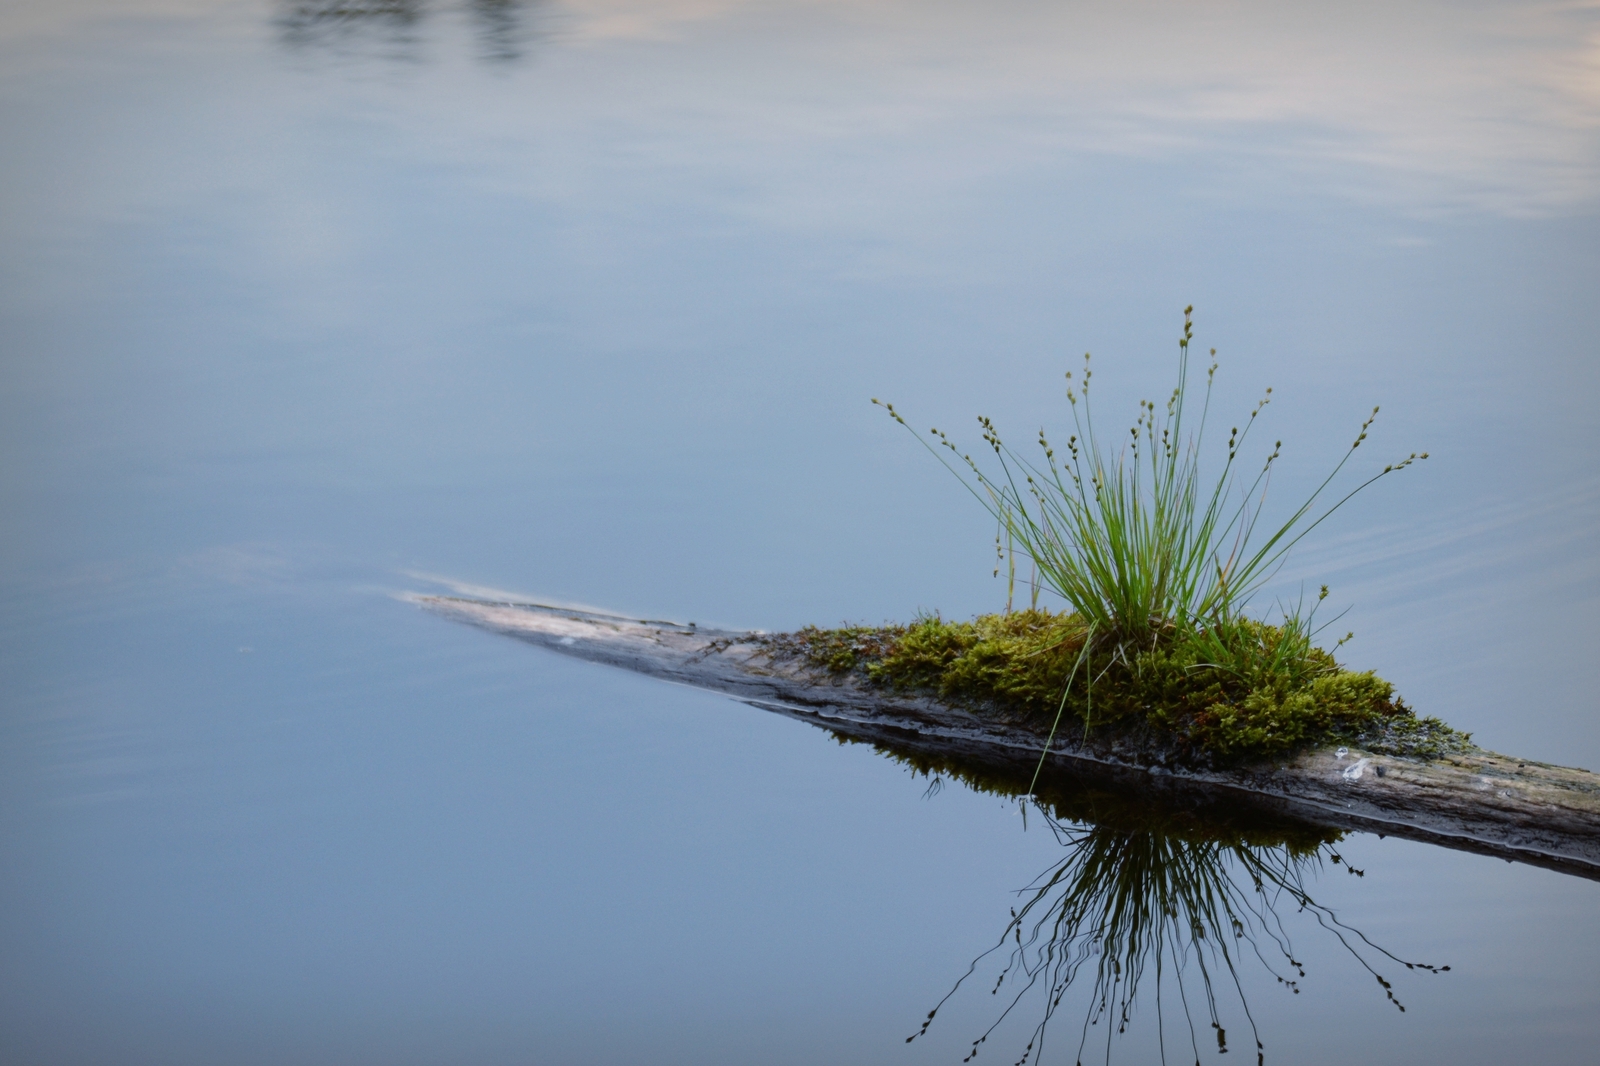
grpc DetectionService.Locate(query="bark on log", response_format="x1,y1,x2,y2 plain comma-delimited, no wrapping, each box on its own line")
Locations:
414,594,1600,880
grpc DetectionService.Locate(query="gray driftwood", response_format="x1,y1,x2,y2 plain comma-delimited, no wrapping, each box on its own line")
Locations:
415,594,1600,880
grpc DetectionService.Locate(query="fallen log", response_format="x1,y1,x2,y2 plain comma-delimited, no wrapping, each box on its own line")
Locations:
413,594,1600,880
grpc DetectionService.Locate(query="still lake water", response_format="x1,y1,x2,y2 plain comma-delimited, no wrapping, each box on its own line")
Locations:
2,2,1599,1063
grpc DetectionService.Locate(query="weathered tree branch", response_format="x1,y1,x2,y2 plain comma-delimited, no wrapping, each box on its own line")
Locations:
414,594,1600,880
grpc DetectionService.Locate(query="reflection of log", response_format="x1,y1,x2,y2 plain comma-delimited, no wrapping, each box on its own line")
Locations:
415,595,1600,880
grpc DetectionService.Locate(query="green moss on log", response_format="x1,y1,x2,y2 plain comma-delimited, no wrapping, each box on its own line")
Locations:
775,610,1469,765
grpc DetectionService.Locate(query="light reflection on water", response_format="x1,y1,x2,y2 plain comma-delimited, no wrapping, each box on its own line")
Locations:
1,1,1597,1063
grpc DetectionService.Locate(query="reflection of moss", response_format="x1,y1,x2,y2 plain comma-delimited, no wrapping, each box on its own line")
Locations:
780,610,1471,765
857,736,1342,852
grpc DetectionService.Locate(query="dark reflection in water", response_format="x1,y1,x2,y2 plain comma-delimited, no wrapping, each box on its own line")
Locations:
276,0,424,60
468,0,538,63
871,745,1448,1065
275,0,542,63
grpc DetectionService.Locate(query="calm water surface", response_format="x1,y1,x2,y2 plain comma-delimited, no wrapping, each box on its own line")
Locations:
2,2,1598,1063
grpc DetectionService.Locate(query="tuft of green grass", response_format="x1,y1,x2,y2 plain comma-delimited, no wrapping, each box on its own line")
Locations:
863,307,1447,766
874,307,1425,645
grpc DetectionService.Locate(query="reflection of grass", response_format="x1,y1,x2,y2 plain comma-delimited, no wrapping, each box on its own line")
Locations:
857,308,1460,765
869,742,1450,1062
881,753,1449,1065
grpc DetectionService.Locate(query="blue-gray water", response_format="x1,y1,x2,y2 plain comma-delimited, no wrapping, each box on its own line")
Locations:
2,2,1598,1063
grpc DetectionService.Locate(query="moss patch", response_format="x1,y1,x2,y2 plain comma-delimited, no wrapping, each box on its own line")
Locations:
773,610,1470,765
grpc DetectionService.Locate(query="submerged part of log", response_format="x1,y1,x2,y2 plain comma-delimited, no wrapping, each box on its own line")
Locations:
412,594,1600,880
